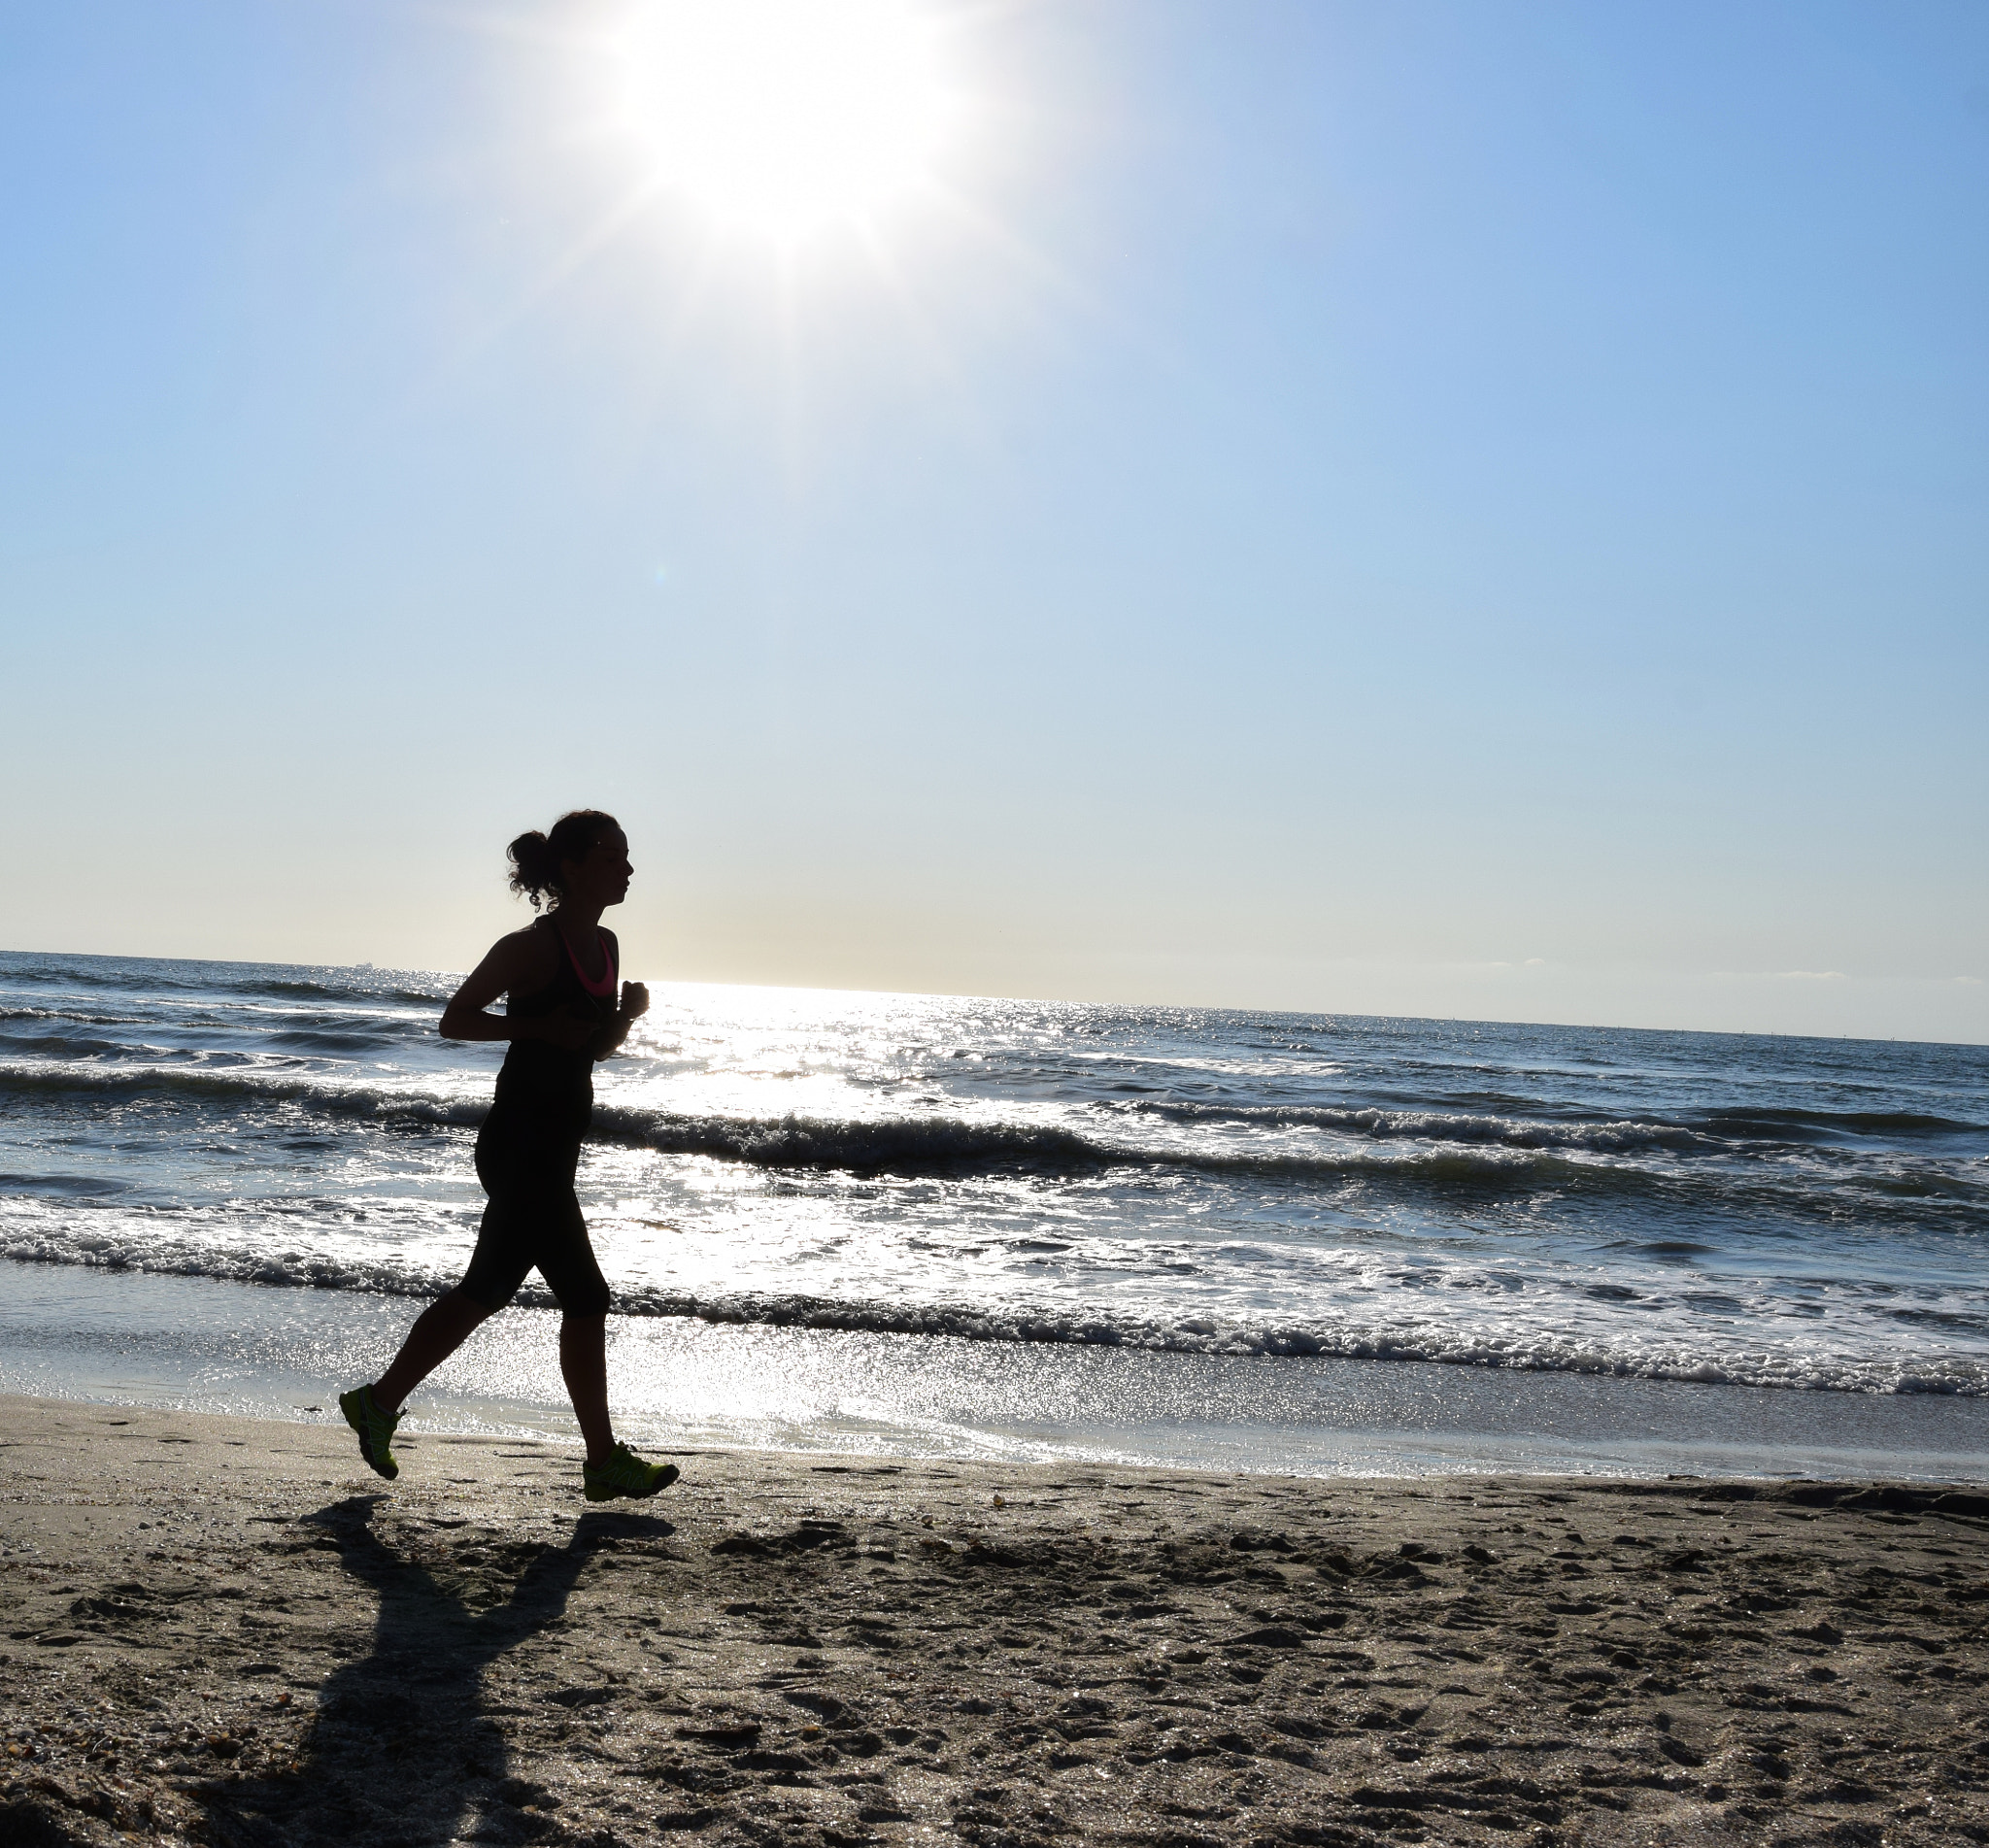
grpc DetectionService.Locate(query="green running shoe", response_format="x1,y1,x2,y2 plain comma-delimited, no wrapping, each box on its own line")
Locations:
583,1442,680,1502
339,1383,401,1482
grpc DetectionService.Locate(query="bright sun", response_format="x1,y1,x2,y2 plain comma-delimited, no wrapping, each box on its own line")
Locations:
620,0,956,241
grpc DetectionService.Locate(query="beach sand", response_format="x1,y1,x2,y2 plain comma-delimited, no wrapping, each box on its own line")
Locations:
2,1394,1985,1847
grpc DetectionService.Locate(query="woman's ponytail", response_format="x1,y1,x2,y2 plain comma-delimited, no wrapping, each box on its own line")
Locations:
507,830,556,907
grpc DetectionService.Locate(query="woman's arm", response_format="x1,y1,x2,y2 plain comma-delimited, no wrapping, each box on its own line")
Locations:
440,931,591,1049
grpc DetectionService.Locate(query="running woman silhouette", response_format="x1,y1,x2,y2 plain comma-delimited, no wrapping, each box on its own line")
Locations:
340,810,678,1501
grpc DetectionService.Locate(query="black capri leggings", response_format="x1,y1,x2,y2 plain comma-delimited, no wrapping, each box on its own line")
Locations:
460,1126,611,1319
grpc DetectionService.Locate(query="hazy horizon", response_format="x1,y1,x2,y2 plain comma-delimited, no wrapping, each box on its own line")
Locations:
3,936,1981,1049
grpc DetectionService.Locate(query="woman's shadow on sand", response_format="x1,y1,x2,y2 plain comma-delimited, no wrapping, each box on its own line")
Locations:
201,1495,672,1848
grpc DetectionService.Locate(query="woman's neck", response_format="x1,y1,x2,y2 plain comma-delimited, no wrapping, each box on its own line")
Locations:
549,900,604,932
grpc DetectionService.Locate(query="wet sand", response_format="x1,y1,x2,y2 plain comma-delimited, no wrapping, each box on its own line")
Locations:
2,1394,1986,1847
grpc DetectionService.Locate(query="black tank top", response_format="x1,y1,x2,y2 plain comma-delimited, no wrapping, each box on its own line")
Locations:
489,915,618,1120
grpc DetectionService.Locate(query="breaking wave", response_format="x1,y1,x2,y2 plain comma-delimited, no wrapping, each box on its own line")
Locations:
3,1061,1979,1227
0,1222,1981,1397
1128,1097,1985,1150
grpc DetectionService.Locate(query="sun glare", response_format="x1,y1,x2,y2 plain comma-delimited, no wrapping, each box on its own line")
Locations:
620,0,956,241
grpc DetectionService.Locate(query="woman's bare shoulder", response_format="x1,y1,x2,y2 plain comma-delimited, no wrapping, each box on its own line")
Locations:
445,920,555,1014
487,921,558,983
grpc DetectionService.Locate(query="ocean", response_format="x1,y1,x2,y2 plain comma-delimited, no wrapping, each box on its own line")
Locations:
3,949,1986,1479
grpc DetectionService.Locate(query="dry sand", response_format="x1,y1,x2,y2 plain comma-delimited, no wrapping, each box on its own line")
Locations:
1,1394,1985,1848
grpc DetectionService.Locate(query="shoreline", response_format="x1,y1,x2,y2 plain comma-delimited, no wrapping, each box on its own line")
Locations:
3,1394,1986,1847
7,1261,1989,1487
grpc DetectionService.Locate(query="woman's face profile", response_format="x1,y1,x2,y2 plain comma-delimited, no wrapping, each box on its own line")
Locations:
559,830,633,909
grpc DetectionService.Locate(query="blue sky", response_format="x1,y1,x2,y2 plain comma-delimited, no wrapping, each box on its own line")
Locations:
2,0,1983,1040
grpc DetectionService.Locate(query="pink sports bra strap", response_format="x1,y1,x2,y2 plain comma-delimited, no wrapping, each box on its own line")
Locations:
558,924,618,999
